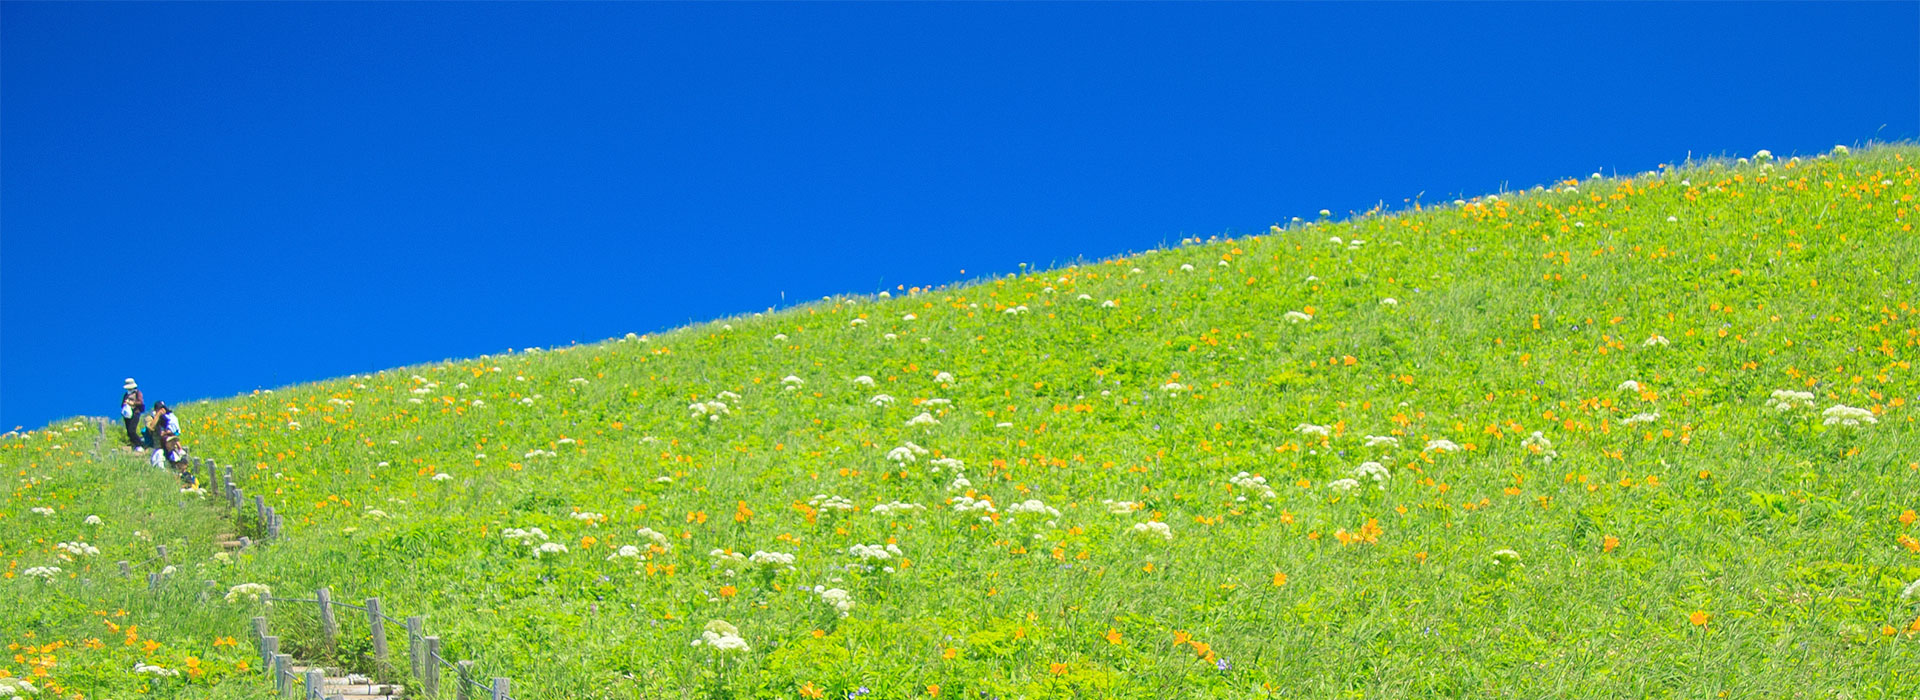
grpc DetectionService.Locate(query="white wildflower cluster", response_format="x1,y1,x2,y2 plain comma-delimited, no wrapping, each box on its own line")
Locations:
848,543,902,560
606,545,642,560
133,662,179,677
748,550,796,568
781,375,805,390
364,509,390,520
928,457,963,473
1521,432,1557,464
1617,380,1643,393
636,527,671,548
1284,311,1313,324
1363,435,1400,448
886,441,930,462
1765,390,1815,411
1228,472,1276,499
1327,478,1360,493
1102,499,1142,514
1351,461,1390,487
868,394,896,407
0,677,41,695
906,412,940,427
1003,304,1031,315
689,398,732,421
1006,499,1060,518
1295,423,1331,438
523,449,558,459
1130,521,1173,541
534,542,568,557
503,527,549,544
55,541,99,557
23,566,60,580
933,371,956,384
815,586,855,617
949,495,996,514
695,620,750,652
1643,334,1670,347
869,501,926,516
1900,577,1920,602
808,494,856,512
29,507,54,517
225,583,272,604
853,375,876,386
1424,439,1462,453
1821,404,1877,427
569,511,606,524
84,515,103,526
709,549,748,566
432,473,454,482
1621,412,1660,426
1490,548,1523,566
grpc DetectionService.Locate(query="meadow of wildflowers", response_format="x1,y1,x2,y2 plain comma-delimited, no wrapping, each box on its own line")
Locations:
6,144,1920,698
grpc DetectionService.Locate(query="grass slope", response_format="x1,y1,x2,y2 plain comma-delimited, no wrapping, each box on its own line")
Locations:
7,145,1920,699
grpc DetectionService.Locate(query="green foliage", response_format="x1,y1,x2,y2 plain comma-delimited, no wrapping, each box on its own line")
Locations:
6,144,1920,698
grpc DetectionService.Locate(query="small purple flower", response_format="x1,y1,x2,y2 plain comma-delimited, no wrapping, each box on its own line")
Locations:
1215,657,1232,672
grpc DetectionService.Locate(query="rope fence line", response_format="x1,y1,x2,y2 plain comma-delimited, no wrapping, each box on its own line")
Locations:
83,417,517,700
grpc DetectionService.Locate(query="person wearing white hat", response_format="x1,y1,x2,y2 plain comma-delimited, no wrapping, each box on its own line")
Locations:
120,378,146,448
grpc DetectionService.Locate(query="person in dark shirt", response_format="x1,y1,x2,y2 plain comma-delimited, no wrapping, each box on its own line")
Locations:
120,378,146,448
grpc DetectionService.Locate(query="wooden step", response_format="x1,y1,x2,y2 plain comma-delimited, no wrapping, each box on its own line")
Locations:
322,682,406,696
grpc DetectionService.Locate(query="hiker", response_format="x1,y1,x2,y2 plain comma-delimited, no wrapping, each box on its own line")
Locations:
142,402,179,449
149,438,171,468
120,379,145,448
165,438,194,485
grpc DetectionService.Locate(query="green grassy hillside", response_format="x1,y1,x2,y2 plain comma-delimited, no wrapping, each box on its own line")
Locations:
8,145,1920,699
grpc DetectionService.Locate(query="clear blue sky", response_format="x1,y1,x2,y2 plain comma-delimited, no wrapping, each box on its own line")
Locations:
3,2,1916,431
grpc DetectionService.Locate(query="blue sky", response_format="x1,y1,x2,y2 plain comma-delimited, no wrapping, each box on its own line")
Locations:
3,2,1916,431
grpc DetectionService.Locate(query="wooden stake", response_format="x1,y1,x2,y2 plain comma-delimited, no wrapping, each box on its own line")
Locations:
367,597,389,664
317,587,339,649
424,637,442,696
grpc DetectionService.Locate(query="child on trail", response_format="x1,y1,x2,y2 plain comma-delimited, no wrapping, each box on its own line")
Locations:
165,438,195,486
120,379,145,448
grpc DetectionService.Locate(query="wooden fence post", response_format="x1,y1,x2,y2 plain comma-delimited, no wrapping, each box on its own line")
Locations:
457,660,474,700
274,653,293,696
206,460,218,493
261,636,279,676
317,588,338,649
424,637,442,696
491,677,509,700
147,572,161,591
252,616,269,652
305,669,323,700
255,495,266,524
407,616,424,678
156,545,169,563
117,561,130,577
367,598,389,664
